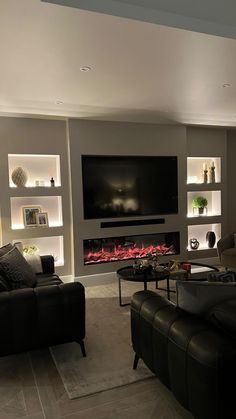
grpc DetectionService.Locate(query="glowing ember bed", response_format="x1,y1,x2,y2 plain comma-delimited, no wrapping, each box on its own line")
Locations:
83,232,180,265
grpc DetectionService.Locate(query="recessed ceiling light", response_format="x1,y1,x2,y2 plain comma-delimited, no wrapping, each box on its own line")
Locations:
55,100,63,105
80,66,92,72
222,83,231,88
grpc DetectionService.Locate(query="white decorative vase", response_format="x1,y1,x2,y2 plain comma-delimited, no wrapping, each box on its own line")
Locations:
11,167,28,187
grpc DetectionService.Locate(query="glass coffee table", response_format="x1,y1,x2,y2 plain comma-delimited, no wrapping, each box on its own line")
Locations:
117,262,219,307
116,266,171,307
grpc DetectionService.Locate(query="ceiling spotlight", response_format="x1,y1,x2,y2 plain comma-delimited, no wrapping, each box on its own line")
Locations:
55,100,63,105
222,83,231,88
80,66,92,72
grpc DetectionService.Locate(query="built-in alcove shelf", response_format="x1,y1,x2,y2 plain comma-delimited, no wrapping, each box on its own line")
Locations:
187,157,221,184
8,154,61,187
187,215,221,225
187,191,221,218
8,186,63,197
10,196,63,229
187,223,221,252
8,226,64,239
187,183,221,192
12,235,64,267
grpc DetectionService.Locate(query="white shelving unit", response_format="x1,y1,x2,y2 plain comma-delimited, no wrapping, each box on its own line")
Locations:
13,236,64,267
7,154,65,269
187,190,221,218
187,157,221,184
187,157,222,255
8,154,61,187
188,223,221,252
10,196,63,229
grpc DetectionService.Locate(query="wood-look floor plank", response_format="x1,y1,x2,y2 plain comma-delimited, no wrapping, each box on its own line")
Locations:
0,352,44,419
30,348,192,419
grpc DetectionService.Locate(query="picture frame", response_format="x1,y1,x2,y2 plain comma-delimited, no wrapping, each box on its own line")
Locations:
36,212,48,227
22,206,42,227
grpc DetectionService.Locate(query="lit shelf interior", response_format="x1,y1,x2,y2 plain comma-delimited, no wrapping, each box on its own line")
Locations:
8,154,61,187
187,157,221,184
13,236,64,266
188,223,221,251
187,190,221,217
11,196,63,229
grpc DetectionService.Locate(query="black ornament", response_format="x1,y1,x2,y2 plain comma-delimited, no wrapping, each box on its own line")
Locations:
206,231,216,248
189,238,199,250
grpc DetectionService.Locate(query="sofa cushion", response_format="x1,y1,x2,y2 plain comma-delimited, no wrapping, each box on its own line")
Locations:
0,247,37,289
207,298,236,338
176,280,236,316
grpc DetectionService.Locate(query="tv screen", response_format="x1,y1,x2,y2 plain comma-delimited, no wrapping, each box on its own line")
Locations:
82,155,178,219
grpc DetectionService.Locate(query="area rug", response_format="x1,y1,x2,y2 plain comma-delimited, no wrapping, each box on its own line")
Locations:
50,281,155,399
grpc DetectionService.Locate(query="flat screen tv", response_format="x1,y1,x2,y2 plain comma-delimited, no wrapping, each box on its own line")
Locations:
82,155,178,219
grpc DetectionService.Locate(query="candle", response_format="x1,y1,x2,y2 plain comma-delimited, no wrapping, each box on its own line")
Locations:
211,161,215,167
203,163,207,171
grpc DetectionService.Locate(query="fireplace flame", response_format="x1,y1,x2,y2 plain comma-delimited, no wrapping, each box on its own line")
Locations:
84,243,176,265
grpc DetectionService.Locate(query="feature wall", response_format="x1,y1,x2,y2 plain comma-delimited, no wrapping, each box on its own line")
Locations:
68,119,187,277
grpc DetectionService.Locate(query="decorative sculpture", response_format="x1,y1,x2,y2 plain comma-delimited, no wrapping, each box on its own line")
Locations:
11,167,28,187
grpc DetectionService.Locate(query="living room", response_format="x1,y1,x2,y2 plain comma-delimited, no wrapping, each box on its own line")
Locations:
1,1,236,418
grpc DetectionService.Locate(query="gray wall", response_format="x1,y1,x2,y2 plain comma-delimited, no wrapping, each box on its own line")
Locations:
68,119,187,276
0,117,72,276
226,130,236,233
187,126,227,240
0,116,231,277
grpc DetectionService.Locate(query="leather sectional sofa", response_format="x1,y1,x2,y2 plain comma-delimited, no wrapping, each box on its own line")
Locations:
131,288,236,419
0,254,86,357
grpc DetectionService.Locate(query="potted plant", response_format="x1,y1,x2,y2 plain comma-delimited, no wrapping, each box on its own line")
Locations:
192,196,208,215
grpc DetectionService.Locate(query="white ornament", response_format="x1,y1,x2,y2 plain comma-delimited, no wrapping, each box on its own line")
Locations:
11,167,28,187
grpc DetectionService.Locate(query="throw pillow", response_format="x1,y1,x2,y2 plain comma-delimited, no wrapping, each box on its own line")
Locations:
208,270,236,282
0,275,11,292
24,254,43,274
207,298,236,339
0,247,37,289
0,243,13,257
176,280,236,316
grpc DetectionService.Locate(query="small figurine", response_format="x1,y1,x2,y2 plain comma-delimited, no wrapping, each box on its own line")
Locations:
209,161,215,183
50,177,55,187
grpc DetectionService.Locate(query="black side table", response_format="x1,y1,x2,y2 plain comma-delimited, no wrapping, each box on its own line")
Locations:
116,266,170,307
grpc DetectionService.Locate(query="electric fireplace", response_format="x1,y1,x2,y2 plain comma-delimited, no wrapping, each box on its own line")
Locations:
84,232,180,265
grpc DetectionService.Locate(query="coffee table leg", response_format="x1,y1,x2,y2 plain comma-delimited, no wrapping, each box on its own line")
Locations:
118,277,130,307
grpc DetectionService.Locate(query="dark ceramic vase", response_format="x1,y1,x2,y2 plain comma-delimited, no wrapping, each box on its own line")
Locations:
206,231,216,248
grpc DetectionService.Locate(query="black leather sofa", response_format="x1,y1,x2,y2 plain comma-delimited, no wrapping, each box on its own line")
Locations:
0,255,86,357
131,290,236,419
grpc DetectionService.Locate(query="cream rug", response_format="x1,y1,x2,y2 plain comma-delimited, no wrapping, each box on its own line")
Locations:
50,281,161,399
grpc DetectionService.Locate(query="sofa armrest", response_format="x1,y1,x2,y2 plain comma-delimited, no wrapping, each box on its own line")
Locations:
0,282,85,356
217,234,234,260
35,282,85,345
40,255,55,274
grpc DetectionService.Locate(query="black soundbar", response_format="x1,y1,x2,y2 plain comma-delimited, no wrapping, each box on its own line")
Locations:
100,219,165,228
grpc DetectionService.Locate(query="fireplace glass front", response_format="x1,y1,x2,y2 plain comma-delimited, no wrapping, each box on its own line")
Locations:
84,232,180,265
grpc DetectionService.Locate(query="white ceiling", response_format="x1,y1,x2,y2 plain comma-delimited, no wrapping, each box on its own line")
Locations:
2,0,236,126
